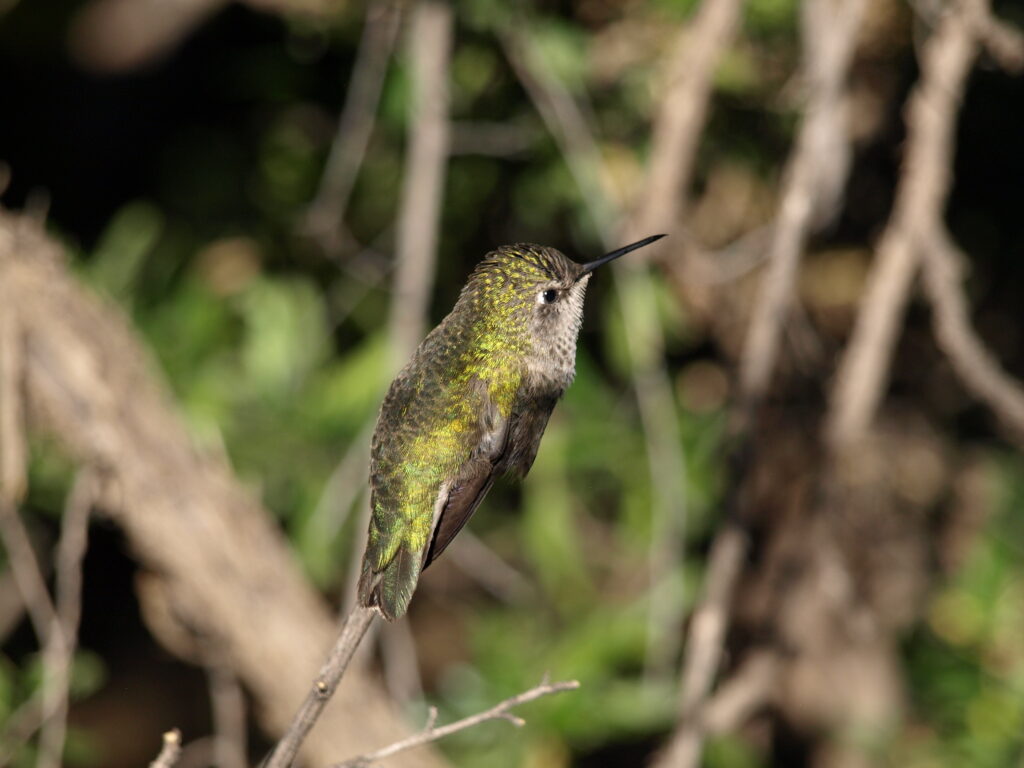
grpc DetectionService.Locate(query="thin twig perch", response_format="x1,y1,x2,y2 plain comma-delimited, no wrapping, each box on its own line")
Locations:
265,606,377,768
333,677,580,768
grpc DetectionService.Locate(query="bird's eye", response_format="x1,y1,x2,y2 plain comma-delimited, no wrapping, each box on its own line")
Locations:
541,289,558,304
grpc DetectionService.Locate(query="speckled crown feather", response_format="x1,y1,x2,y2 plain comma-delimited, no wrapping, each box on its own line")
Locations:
467,244,583,292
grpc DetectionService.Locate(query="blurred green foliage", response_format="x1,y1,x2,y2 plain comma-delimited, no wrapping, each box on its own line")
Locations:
896,459,1024,768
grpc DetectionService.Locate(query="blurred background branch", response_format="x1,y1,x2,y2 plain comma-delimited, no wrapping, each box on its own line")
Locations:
658,2,866,765
389,0,452,368
302,0,402,259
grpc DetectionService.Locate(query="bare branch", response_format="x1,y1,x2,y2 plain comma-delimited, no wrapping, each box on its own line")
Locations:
654,0,864,762
342,0,455,705
333,677,581,768
149,729,183,768
265,605,377,768
827,0,981,450
38,470,96,768
921,227,1024,444
0,296,27,505
0,696,43,762
701,650,779,734
310,420,375,552
304,0,403,256
0,298,65,704
625,0,743,239
0,566,30,642
0,498,61,659
652,524,748,768
207,665,248,768
500,24,616,234
618,0,744,682
973,4,1024,71
389,0,453,368
739,0,866,404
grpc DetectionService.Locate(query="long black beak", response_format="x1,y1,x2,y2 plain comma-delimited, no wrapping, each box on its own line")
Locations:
577,234,667,280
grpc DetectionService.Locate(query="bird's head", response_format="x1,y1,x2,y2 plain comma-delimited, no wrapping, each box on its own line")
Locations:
461,235,666,350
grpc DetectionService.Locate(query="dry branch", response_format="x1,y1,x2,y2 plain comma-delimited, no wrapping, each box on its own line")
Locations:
657,0,865,765
266,606,377,768
206,664,248,768
974,5,1024,70
626,0,743,239
68,0,227,73
0,297,27,504
448,530,534,603
333,677,580,768
0,303,62,654
827,0,981,450
921,227,1024,444
739,0,866,403
149,729,183,768
389,0,453,367
500,24,615,230
0,210,447,768
617,0,743,685
38,470,96,768
701,650,779,735
304,0,403,256
653,523,748,768
0,503,57,654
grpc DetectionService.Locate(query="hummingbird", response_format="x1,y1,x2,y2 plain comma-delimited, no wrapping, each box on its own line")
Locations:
358,234,666,620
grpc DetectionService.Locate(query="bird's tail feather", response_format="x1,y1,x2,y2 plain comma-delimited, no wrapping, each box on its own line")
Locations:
357,544,422,621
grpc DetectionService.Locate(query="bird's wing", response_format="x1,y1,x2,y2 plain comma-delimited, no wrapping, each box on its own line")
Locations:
423,390,560,568
423,461,497,568
422,377,509,568
360,370,510,618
